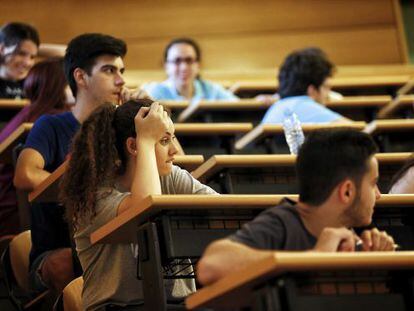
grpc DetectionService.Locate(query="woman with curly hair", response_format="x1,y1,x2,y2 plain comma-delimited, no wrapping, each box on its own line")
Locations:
61,99,216,310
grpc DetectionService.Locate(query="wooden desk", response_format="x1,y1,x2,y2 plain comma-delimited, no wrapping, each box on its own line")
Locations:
90,194,414,311
0,99,28,130
191,153,411,194
186,252,414,310
0,123,33,164
177,99,272,124
235,120,414,153
229,75,412,97
171,96,413,124
235,122,365,152
158,100,188,120
28,155,205,203
174,123,253,158
0,98,29,110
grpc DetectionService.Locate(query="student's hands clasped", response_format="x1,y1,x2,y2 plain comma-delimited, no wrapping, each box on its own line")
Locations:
314,227,396,252
134,102,171,144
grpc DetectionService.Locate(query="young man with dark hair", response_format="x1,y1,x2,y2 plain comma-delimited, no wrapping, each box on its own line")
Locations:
261,48,349,124
197,129,395,286
14,33,145,294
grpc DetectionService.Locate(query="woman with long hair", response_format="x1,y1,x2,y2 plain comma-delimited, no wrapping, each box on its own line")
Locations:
0,57,71,237
143,38,238,101
61,99,216,310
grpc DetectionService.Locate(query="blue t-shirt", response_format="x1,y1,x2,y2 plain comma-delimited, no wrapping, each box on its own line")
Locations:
143,79,238,101
261,95,342,124
25,111,80,172
24,111,80,266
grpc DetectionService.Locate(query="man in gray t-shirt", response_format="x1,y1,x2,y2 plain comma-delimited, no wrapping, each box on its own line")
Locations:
197,129,396,286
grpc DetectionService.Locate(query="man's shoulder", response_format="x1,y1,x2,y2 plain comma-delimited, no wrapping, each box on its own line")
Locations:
263,199,299,218
143,81,173,98
34,112,76,128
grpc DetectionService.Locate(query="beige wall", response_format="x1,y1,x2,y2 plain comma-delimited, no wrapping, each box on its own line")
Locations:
1,0,409,70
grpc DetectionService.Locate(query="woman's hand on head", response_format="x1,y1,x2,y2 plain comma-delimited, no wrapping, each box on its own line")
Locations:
134,102,171,143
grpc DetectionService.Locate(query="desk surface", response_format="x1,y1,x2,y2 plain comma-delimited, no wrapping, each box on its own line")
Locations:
0,99,29,110
90,194,414,245
0,122,33,164
162,95,413,114
186,251,414,310
175,123,253,135
191,153,412,181
235,122,365,150
235,119,414,150
229,75,412,93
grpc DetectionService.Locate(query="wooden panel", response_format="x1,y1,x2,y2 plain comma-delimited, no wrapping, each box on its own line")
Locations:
0,0,396,41
0,0,407,69
127,27,404,69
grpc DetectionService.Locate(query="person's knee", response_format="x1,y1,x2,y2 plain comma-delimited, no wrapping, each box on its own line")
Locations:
42,248,74,291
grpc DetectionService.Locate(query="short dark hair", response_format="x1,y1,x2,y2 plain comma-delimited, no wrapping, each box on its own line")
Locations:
0,22,40,47
163,37,201,62
64,33,127,97
297,129,378,205
278,47,334,99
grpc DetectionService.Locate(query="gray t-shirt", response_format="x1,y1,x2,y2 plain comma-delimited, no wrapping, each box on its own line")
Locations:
75,165,217,311
229,198,317,250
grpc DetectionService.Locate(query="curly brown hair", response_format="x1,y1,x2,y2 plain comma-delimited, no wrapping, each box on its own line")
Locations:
60,98,155,228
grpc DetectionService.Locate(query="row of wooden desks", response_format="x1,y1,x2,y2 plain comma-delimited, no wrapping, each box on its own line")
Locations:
230,75,413,97
191,153,412,194
89,194,414,311
235,120,414,154
186,251,414,311
27,152,412,207
161,95,414,124
2,120,414,165
1,95,413,128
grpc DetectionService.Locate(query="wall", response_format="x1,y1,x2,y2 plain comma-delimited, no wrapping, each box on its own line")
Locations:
0,0,409,70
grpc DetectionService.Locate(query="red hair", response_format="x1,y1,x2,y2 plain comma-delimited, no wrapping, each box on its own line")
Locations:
24,57,69,121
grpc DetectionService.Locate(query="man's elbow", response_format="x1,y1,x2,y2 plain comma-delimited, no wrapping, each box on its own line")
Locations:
13,168,35,191
196,255,220,286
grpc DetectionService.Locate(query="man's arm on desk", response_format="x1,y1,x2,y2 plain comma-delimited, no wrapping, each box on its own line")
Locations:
196,228,359,286
14,148,50,190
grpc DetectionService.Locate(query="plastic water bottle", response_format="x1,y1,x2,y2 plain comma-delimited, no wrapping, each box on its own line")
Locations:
282,109,305,154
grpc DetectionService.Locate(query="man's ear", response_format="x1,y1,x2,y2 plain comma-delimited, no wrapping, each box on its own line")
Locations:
73,68,87,88
337,179,356,204
125,137,137,156
307,84,318,99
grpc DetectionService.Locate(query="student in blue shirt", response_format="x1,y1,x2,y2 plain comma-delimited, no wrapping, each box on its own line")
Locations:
262,47,350,124
13,33,147,295
143,38,238,102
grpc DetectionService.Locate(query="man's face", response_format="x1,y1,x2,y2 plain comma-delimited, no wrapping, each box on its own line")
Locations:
155,119,178,176
344,156,381,227
1,39,38,81
313,77,332,105
165,43,200,90
83,54,125,104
